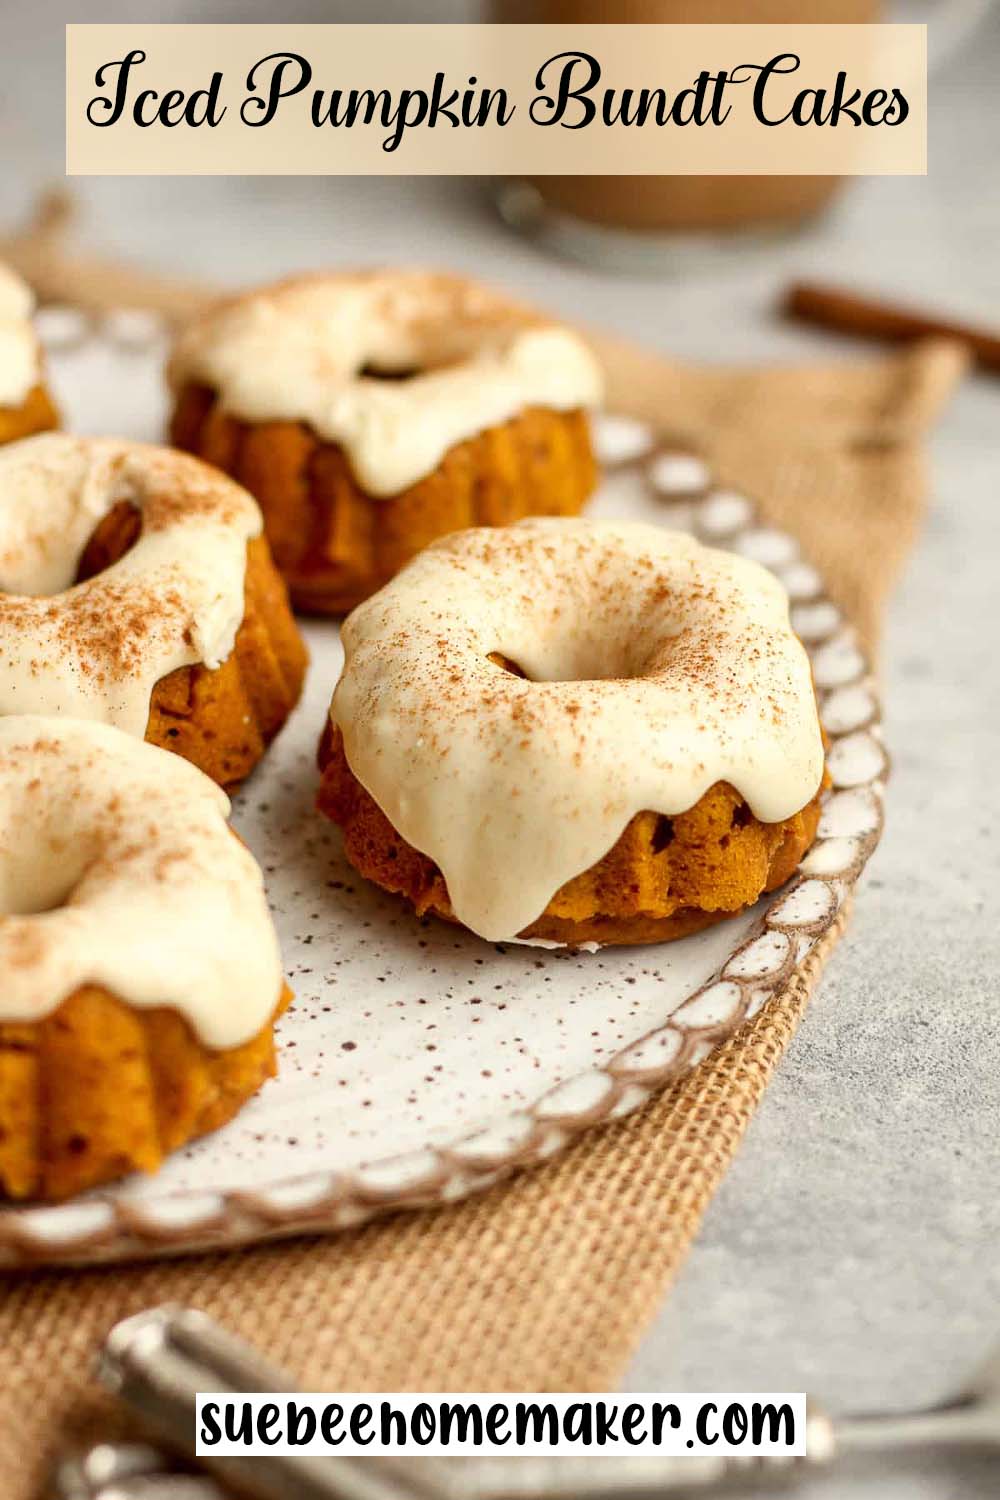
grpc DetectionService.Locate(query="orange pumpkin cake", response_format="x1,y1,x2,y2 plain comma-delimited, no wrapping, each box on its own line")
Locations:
0,433,307,787
168,270,603,613
318,519,827,947
0,262,58,446
0,718,290,1201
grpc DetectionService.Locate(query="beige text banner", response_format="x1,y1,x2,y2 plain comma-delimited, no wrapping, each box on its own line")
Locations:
66,24,926,176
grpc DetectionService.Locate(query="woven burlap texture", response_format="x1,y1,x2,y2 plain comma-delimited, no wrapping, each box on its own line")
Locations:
0,334,966,1498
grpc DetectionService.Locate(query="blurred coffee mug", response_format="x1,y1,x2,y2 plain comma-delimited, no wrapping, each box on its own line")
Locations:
492,0,989,258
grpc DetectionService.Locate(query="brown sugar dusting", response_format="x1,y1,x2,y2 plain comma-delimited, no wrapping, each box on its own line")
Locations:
138,460,256,533
3,574,190,685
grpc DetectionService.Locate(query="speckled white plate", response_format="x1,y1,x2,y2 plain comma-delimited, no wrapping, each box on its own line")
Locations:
0,314,886,1267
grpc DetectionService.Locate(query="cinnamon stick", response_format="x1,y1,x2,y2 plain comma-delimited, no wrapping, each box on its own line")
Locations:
785,280,1000,374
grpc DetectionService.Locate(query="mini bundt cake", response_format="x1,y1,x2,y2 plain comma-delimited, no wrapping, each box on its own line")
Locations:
318,519,827,947
167,269,603,613
0,262,59,446
0,718,290,1201
0,433,308,787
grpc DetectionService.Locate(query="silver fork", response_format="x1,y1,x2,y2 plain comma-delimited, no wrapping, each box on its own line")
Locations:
52,1305,1000,1500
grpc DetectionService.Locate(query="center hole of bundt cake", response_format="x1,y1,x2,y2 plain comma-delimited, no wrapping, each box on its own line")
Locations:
488,638,665,686
3,855,84,916
3,791,108,915
360,352,464,382
5,882,78,917
74,502,142,584
488,652,531,680
359,363,424,382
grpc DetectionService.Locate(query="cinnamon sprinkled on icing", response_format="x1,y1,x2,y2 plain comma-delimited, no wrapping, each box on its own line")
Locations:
0,434,261,736
331,518,825,942
169,270,604,496
0,262,40,408
0,717,283,1045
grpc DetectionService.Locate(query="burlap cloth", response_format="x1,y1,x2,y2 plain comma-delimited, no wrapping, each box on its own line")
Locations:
0,333,966,1497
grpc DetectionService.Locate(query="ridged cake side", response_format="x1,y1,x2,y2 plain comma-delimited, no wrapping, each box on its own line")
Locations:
172,383,596,613
0,985,291,1201
318,725,825,947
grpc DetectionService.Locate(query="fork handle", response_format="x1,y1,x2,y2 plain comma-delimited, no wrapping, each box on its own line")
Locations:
99,1306,842,1500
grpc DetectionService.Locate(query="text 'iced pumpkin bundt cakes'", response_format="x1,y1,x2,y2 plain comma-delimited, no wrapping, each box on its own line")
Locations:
0,718,290,1201
0,433,307,786
168,269,604,613
0,262,58,446
318,518,827,947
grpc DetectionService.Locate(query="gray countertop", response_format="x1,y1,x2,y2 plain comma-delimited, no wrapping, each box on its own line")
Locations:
3,4,999,1495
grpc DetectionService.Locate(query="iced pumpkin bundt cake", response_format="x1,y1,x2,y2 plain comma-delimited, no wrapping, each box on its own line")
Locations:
318,519,827,947
0,433,307,786
168,269,603,613
0,718,290,1201
0,263,58,446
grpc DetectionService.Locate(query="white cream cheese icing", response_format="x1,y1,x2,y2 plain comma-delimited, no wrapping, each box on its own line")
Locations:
0,262,40,408
331,518,826,943
168,270,605,496
0,433,261,736
0,717,283,1046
